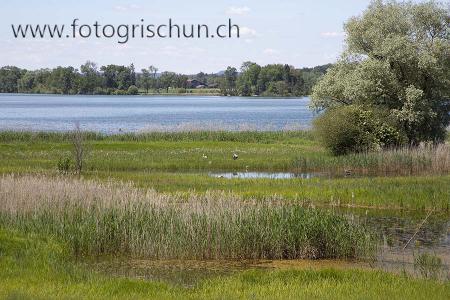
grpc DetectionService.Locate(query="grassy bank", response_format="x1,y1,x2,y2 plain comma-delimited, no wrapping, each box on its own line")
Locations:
1,229,449,300
1,131,448,176
0,175,375,260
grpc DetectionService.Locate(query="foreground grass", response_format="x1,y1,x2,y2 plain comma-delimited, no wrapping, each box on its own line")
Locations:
0,175,375,260
1,229,449,300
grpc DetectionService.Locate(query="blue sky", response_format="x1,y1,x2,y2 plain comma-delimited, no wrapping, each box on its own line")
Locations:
1,0,382,73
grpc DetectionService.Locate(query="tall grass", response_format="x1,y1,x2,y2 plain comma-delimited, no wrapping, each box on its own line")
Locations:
1,230,448,300
293,144,450,176
0,175,375,260
0,130,314,143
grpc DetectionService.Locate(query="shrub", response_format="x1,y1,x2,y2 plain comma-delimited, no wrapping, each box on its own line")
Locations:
114,89,128,95
127,85,139,95
313,105,405,155
56,157,71,174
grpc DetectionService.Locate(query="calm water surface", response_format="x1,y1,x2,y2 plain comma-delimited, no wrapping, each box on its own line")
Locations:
0,94,314,132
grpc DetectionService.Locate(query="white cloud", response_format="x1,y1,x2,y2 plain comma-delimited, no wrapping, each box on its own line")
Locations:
226,6,251,16
320,32,346,38
230,26,258,41
113,4,140,12
263,48,279,55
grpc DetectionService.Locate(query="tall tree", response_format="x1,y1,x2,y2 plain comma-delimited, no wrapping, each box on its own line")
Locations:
238,62,261,96
49,66,77,94
139,69,151,94
79,61,101,94
221,66,238,95
311,0,450,144
0,66,23,93
159,72,177,93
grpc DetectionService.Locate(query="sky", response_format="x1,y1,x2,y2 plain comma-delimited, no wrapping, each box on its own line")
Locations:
0,0,384,73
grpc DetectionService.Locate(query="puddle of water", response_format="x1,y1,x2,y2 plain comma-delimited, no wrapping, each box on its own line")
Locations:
88,208,450,285
88,258,365,288
210,172,321,179
88,259,267,287
338,208,450,279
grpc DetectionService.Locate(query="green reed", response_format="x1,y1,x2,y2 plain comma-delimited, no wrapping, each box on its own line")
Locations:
293,144,450,176
0,175,375,260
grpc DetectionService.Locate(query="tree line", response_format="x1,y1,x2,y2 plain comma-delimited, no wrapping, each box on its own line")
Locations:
0,62,330,96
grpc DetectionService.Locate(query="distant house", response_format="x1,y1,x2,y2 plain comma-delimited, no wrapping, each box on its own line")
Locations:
187,79,208,89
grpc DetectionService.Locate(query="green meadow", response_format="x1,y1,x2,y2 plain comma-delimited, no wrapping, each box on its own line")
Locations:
0,130,449,299
0,131,448,210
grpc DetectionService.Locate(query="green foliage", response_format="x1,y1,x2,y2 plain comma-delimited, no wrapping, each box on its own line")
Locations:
312,1,450,145
0,61,329,97
235,62,330,97
220,67,238,95
48,66,77,94
79,61,103,94
0,66,24,93
56,157,71,174
313,105,405,155
127,85,139,95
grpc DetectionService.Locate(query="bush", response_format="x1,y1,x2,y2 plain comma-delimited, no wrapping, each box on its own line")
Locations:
127,85,139,95
56,157,71,174
313,105,405,155
92,87,105,95
114,89,128,95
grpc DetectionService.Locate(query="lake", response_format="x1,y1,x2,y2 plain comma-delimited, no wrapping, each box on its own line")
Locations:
0,94,315,133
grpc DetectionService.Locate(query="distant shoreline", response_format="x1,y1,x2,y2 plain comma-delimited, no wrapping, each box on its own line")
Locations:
0,92,311,99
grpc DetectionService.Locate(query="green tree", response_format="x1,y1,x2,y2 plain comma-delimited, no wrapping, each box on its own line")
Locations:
312,1,450,144
238,62,261,96
18,71,37,93
49,66,77,94
221,66,238,95
257,64,284,95
79,61,102,94
138,69,151,94
159,72,177,93
0,66,23,93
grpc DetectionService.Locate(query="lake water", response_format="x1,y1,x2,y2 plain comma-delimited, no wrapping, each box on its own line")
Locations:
0,94,315,133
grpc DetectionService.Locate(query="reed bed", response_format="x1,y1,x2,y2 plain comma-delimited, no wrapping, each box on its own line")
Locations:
0,175,375,260
293,144,450,177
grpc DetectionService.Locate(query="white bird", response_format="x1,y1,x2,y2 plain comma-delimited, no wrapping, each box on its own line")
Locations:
202,154,208,159
233,153,239,160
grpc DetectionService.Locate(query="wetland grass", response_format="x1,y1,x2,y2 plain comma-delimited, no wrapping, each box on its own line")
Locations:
0,175,375,260
293,144,450,177
1,229,449,300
